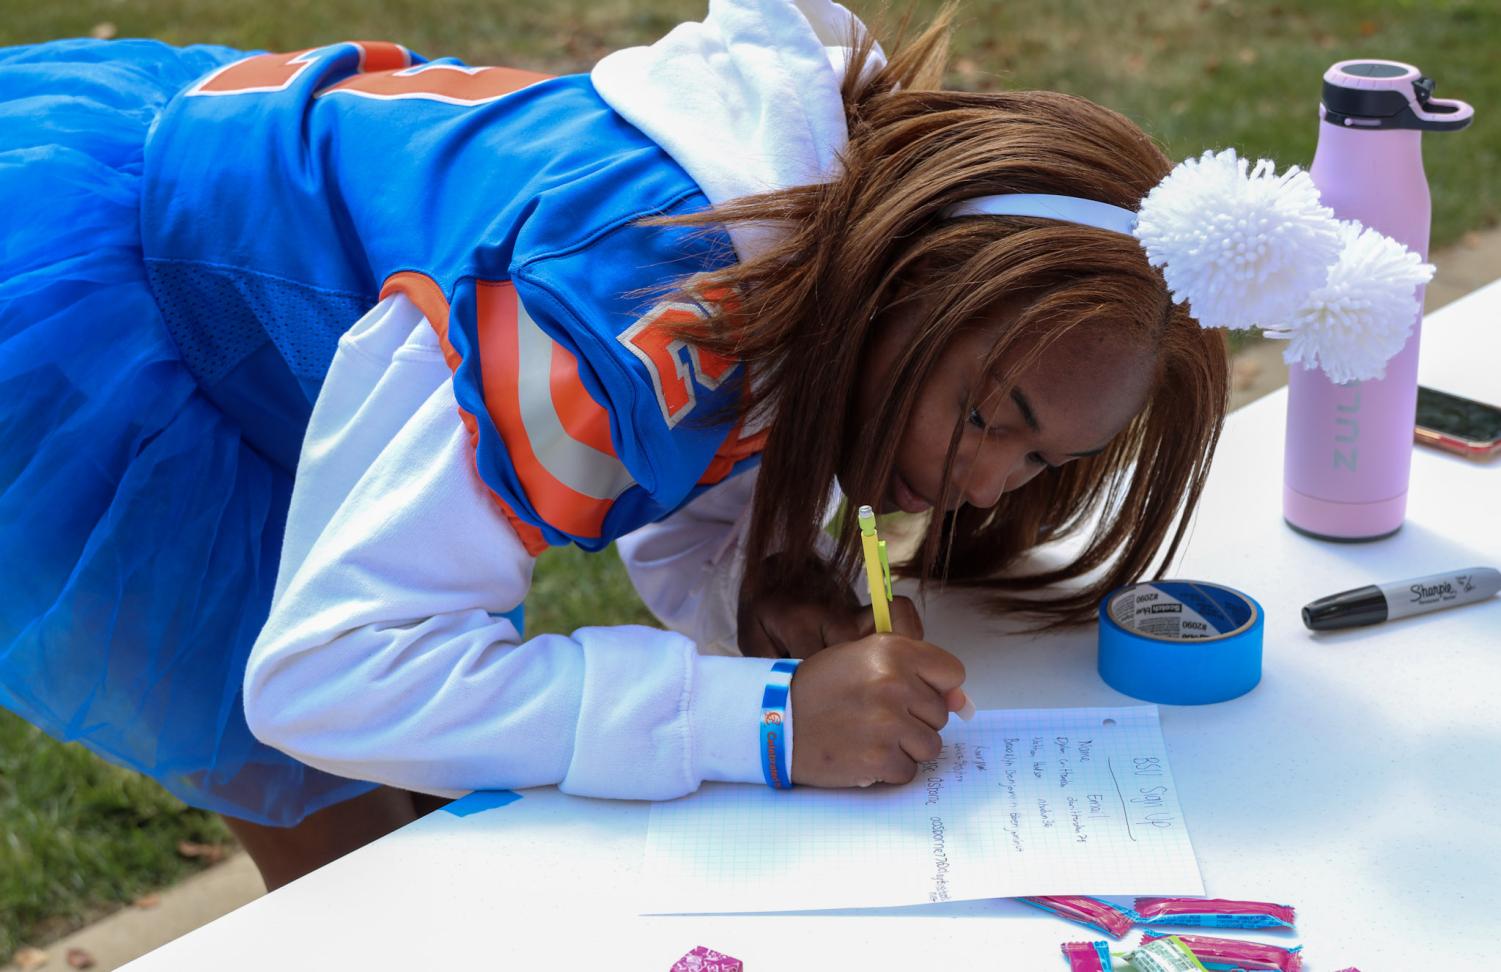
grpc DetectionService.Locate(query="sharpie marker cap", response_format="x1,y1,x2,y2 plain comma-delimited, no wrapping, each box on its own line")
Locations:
1302,585,1387,630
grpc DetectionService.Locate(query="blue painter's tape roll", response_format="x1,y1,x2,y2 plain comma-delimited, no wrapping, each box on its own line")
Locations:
1098,580,1264,705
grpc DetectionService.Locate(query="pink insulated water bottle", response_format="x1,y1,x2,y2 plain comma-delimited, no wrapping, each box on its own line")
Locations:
1283,60,1473,541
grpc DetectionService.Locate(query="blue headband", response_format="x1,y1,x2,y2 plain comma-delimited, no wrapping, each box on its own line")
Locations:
944,193,1139,237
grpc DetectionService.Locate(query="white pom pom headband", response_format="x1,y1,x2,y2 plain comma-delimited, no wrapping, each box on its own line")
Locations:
944,148,1435,384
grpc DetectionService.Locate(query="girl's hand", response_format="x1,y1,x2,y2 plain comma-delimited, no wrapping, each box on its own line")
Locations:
788,633,967,788
738,554,923,660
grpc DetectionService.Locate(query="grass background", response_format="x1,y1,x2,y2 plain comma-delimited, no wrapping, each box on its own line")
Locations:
3,0,1496,246
2,0,1497,960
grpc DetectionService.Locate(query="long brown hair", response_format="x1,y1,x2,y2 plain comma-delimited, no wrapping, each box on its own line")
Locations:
654,5,1228,625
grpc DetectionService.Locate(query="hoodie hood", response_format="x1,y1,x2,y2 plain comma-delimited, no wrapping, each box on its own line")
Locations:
591,0,885,259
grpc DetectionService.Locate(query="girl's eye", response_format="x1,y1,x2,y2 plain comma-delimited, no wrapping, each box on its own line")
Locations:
968,407,988,430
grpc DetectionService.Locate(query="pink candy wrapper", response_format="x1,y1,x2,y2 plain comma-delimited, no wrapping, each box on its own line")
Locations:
1024,896,1136,938
1060,941,1113,972
669,946,743,972
1135,897,1296,930
1142,932,1303,972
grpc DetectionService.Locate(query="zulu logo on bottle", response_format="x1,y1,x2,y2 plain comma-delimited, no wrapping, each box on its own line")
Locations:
1333,386,1360,472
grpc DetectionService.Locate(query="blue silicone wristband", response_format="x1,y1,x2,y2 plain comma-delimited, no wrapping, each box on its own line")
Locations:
759,658,799,790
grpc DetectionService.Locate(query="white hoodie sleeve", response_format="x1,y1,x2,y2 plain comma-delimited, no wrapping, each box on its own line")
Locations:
614,466,759,657
244,295,781,800
615,459,847,669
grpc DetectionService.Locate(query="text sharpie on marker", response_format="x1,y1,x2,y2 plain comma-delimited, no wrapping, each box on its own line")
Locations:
1302,567,1501,631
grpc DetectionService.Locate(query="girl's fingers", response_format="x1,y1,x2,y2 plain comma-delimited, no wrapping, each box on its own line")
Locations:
853,596,923,640
888,596,924,639
881,751,920,785
948,688,977,721
750,612,802,659
820,614,866,650
907,641,967,695
738,620,779,658
897,720,943,766
907,693,949,732
754,603,849,659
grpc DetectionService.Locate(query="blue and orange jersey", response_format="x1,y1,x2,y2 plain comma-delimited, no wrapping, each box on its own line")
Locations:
141,41,764,554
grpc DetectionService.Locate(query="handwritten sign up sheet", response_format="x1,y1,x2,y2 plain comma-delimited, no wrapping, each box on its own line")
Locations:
643,706,1203,913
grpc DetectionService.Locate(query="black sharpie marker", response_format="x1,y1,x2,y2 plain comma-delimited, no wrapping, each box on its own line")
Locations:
1302,567,1501,631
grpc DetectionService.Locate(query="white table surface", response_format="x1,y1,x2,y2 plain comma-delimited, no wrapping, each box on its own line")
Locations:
127,281,1501,971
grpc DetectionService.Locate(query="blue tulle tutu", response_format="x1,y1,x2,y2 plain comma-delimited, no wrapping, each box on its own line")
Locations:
0,39,376,825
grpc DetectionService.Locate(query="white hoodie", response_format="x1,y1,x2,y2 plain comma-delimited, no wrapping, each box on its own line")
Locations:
243,0,873,801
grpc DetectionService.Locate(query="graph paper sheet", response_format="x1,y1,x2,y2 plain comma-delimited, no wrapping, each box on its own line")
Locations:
643,706,1202,913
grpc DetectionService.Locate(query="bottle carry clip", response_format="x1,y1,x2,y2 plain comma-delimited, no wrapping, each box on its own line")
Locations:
1321,74,1474,133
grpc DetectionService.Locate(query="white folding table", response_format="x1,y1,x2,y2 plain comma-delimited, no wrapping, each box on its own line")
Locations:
127,281,1501,970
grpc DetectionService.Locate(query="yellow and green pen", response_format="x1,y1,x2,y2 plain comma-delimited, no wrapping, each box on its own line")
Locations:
857,505,976,721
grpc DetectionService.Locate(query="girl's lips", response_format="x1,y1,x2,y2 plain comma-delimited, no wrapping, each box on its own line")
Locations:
892,471,932,514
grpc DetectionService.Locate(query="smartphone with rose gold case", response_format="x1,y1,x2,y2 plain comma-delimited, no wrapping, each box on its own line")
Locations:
1415,385,1501,460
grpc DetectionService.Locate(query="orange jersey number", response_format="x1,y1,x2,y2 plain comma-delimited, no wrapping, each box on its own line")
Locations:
188,42,550,106
619,302,740,428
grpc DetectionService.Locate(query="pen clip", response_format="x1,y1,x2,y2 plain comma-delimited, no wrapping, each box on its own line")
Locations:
877,539,892,602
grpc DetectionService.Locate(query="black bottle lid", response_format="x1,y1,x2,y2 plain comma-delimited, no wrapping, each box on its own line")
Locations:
1322,63,1472,133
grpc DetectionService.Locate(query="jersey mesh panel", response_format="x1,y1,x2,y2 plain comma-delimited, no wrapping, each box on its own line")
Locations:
147,259,373,389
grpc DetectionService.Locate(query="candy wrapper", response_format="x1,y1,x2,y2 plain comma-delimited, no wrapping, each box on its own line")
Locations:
1024,896,1137,938
669,946,743,971
1126,936,1209,972
1061,941,1113,972
1141,932,1303,972
1134,897,1296,931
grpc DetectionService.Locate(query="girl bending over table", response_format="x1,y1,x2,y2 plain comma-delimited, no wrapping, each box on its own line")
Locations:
0,1,1231,887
